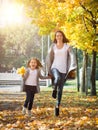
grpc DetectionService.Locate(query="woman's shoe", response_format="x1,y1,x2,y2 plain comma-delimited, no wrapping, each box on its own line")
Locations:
52,90,57,99
55,106,59,116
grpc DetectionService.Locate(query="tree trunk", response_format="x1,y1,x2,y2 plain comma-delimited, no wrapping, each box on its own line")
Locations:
76,48,80,92
91,51,96,96
85,53,88,95
81,51,86,93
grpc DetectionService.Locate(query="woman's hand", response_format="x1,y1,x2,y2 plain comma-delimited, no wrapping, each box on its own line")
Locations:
48,74,53,79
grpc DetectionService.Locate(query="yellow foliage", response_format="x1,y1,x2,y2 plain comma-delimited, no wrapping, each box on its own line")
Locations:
19,0,98,54
17,66,26,75
0,90,98,129
95,118,98,125
86,108,93,113
75,116,90,126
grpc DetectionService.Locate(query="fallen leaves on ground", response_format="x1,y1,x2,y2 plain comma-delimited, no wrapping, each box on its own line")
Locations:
0,90,98,130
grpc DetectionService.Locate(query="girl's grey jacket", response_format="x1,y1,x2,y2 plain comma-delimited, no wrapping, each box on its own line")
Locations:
46,43,77,79
22,68,48,93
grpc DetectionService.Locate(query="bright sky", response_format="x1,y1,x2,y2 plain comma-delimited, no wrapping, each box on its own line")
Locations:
0,2,24,27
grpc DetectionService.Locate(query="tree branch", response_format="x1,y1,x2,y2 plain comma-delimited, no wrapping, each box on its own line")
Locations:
85,16,93,23
80,2,94,18
82,16,89,32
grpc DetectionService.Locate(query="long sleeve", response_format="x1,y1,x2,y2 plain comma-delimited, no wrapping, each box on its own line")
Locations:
46,44,54,75
22,68,29,81
65,47,77,79
68,47,77,72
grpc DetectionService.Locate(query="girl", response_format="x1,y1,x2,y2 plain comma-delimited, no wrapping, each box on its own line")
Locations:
22,57,50,116
46,30,76,116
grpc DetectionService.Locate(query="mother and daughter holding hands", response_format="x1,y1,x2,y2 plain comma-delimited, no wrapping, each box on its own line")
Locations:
21,30,76,117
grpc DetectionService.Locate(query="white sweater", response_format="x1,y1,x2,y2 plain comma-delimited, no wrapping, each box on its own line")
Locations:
25,69,38,86
51,44,70,73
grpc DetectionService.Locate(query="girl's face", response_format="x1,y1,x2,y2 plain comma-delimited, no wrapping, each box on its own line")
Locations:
55,32,63,42
29,59,37,70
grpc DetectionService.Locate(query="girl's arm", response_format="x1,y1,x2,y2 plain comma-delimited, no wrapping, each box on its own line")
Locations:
22,68,29,80
38,69,51,79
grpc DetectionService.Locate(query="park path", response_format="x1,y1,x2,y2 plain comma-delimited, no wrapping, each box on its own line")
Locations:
0,90,98,129
0,92,24,111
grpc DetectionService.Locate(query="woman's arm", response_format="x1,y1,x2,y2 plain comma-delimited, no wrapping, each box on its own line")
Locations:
68,47,77,72
46,43,54,75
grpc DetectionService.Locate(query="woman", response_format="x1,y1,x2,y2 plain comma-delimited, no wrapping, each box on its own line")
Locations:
46,30,76,116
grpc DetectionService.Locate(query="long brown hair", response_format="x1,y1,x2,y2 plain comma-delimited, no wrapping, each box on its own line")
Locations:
27,57,43,69
53,30,69,43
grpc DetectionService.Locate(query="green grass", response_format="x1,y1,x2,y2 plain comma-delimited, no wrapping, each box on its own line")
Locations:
41,79,98,93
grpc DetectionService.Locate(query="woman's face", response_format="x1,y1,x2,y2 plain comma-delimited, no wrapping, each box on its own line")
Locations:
55,32,63,42
29,59,37,69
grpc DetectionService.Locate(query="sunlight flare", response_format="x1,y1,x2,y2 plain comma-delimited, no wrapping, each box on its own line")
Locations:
0,2,24,26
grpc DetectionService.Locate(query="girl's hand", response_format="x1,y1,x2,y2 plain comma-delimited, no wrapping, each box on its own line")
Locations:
17,66,26,76
22,74,24,78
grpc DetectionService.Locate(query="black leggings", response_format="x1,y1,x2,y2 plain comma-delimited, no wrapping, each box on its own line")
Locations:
24,90,35,110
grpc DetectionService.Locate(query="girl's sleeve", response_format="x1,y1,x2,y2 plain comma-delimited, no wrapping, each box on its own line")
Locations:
22,68,29,81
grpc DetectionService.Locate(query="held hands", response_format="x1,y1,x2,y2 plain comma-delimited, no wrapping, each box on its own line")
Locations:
48,75,52,79
48,74,53,79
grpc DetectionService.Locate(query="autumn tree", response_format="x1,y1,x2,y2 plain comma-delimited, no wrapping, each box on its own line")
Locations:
17,0,98,95
0,24,43,70
0,33,5,72
68,0,98,95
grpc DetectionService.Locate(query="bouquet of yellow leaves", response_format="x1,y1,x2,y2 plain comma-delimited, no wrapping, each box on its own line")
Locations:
17,66,26,76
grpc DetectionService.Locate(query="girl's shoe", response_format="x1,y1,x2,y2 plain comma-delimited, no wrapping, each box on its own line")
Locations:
55,106,59,116
22,107,26,115
28,110,31,117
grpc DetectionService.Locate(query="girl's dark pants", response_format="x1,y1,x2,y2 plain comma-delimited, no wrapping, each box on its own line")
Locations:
24,85,37,110
51,68,66,107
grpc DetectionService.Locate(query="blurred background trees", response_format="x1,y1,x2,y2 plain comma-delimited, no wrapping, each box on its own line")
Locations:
0,0,98,95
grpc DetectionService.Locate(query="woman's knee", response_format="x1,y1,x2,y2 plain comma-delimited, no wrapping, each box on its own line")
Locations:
51,68,61,84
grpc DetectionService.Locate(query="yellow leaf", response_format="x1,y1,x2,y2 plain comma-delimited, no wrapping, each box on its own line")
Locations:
17,66,26,75
86,109,93,113
95,118,98,125
6,123,12,128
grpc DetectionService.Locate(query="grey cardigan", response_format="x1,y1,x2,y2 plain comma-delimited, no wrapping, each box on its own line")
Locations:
22,68,48,93
46,43,77,79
